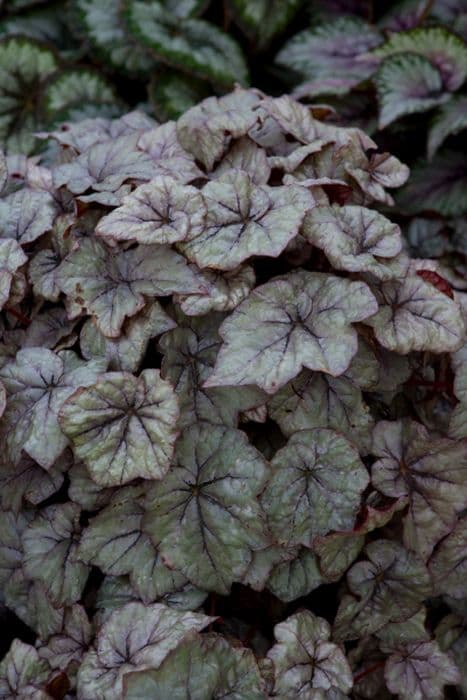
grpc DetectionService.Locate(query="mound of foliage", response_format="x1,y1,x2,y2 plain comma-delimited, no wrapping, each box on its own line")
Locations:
0,87,466,698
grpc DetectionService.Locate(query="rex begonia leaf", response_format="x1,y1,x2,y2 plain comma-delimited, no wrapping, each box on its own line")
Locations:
228,0,302,49
56,237,205,337
76,602,214,700
0,640,51,699
267,611,353,698
428,96,467,158
137,121,203,183
0,36,58,154
58,369,179,487
268,362,374,452
0,239,27,310
41,68,119,123
0,148,6,192
345,152,410,206
125,0,249,88
178,170,313,271
159,313,264,428
204,270,378,394
428,516,467,599
261,429,369,547
52,133,155,198
143,422,269,594
23,308,77,350
76,487,188,603
275,17,381,92
73,0,156,74
384,641,461,700
176,90,261,171
148,70,211,122
376,607,429,647
397,150,467,217
371,419,467,559
123,632,266,700
68,459,116,511
22,502,90,606
372,26,467,91
0,348,105,468
4,573,64,642
96,176,206,246
0,509,31,593
0,452,67,513
333,540,431,641
303,205,405,280
212,137,271,185
449,343,467,438
80,302,176,372
266,548,325,602
38,604,92,677
375,53,448,129
174,265,255,316
365,273,465,353
0,188,56,245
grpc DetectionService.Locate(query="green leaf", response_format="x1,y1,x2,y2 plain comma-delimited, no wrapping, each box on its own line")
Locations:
275,17,381,92
373,26,467,91
73,0,156,73
178,171,313,271
77,488,190,603
159,313,265,429
267,611,353,698
41,68,120,123
384,641,461,700
303,205,406,279
0,36,58,153
398,148,467,217
371,419,467,559
56,237,205,337
148,70,211,122
143,422,269,593
125,0,249,87
59,370,179,487
96,176,206,246
365,273,465,353
0,348,105,468
80,302,176,373
228,0,303,49
123,632,266,699
428,95,467,158
266,548,325,602
205,270,378,394
375,53,448,129
261,429,369,547
0,640,51,699
77,602,214,699
22,503,90,606
333,540,432,641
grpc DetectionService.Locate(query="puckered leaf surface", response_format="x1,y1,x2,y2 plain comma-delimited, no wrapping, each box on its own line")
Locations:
96,176,206,246
0,640,51,699
366,273,465,353
123,632,266,699
56,237,205,337
303,205,405,279
333,540,432,640
178,171,313,270
59,370,179,487
143,423,269,593
125,0,249,88
176,90,261,170
0,348,105,468
346,152,409,205
205,270,378,393
175,265,255,316
428,516,466,599
22,503,90,606
384,640,461,700
137,120,203,182
0,239,27,310
261,429,369,547
77,602,214,700
371,419,467,558
267,611,353,698
375,53,448,129
159,312,264,428
212,136,271,184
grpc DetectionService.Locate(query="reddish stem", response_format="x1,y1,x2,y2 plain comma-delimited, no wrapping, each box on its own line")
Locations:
353,660,386,685
4,306,31,326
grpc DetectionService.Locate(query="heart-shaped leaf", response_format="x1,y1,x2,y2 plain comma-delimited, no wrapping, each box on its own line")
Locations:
59,370,179,487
